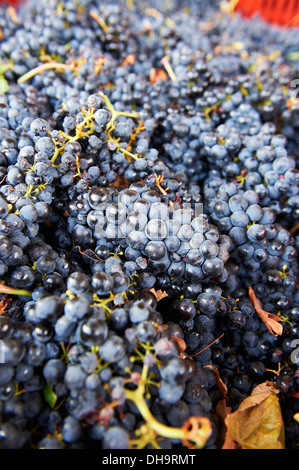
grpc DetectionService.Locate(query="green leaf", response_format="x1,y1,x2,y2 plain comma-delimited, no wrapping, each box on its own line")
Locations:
43,385,58,409
0,76,9,94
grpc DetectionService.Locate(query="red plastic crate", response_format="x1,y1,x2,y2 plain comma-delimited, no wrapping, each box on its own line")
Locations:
234,0,299,26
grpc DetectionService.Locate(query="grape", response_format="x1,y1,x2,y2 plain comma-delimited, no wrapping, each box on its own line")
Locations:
159,381,185,404
64,296,90,322
43,359,66,386
99,336,126,363
103,426,129,449
64,365,87,390
78,318,108,346
67,272,90,295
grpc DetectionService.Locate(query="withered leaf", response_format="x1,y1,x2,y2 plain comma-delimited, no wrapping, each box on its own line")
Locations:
121,54,135,66
171,336,186,357
204,365,228,401
248,286,283,336
149,288,168,302
221,419,239,449
149,68,168,84
111,174,131,190
203,365,232,446
223,381,285,449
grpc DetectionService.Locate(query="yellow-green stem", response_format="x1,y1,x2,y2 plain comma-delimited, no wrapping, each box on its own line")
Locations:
0,284,32,297
18,62,74,84
125,365,184,441
98,91,139,128
24,185,34,198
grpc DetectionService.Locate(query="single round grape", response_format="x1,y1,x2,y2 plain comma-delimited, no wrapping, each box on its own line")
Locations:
145,219,167,240
79,318,108,346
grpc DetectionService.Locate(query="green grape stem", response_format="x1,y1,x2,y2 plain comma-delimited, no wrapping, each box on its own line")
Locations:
125,362,212,447
97,91,139,129
0,282,32,297
17,62,76,84
125,365,185,441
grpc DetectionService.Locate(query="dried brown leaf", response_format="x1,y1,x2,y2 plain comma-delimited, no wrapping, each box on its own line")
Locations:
221,417,239,449
171,336,186,357
248,286,283,336
149,288,168,302
249,380,280,399
149,68,168,84
204,365,232,446
222,381,285,449
111,174,131,190
217,398,235,448
121,54,135,66
216,398,231,423
204,365,228,400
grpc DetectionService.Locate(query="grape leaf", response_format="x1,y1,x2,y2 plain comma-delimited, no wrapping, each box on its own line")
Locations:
111,174,130,189
43,385,58,409
248,286,283,336
121,54,135,66
150,68,168,84
222,381,285,449
171,336,186,357
204,365,228,400
203,365,233,446
149,288,168,302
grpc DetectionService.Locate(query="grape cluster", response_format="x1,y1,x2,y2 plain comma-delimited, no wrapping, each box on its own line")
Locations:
0,0,298,450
